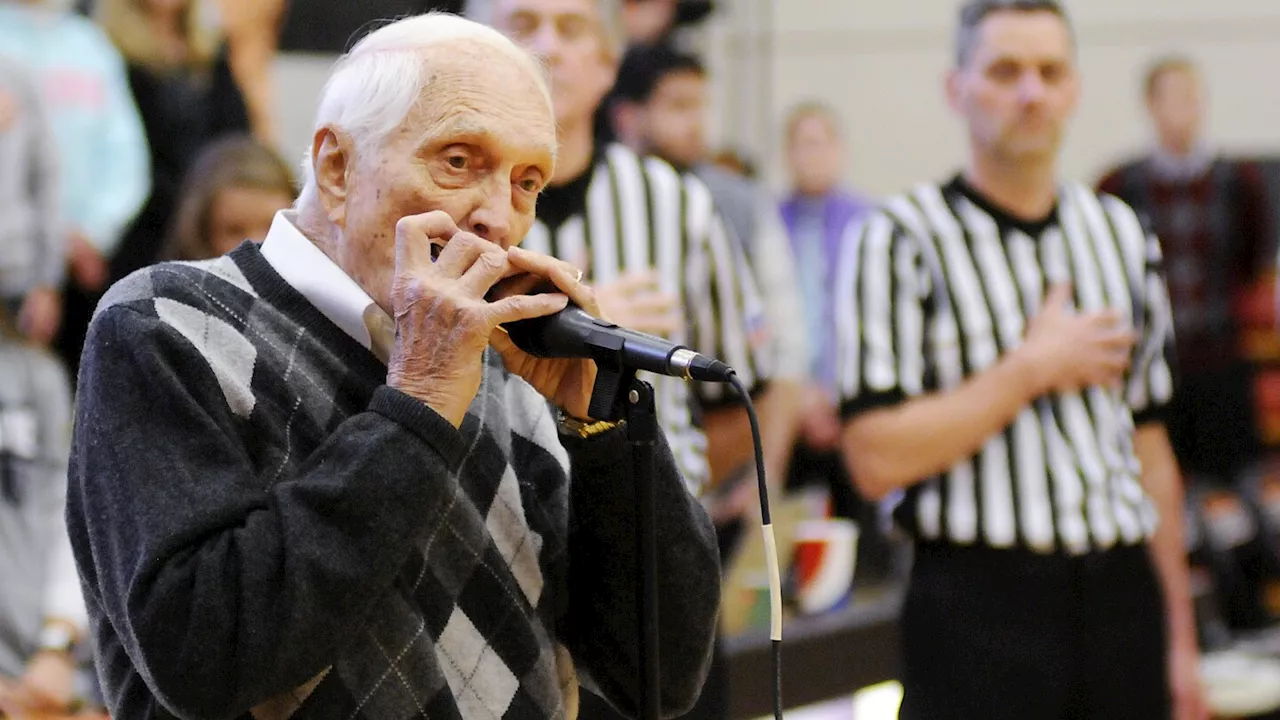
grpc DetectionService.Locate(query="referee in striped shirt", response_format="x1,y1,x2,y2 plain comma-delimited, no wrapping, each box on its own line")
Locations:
837,3,1207,719
479,0,771,498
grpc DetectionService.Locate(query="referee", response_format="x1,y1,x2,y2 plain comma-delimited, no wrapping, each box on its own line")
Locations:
836,2,1207,719
479,0,771,497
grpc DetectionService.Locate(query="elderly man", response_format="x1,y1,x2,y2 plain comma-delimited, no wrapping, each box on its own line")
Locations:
66,13,719,720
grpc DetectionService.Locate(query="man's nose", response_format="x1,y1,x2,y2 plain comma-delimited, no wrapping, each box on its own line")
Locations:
1018,72,1048,104
468,183,513,248
526,22,562,64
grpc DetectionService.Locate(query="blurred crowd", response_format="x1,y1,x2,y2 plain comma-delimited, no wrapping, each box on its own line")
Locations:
3,0,1280,718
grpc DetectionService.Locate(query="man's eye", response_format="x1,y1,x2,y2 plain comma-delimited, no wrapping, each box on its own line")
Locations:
448,156,468,169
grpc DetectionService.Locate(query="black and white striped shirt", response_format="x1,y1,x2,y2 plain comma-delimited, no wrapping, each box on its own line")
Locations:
523,143,771,491
835,175,1176,554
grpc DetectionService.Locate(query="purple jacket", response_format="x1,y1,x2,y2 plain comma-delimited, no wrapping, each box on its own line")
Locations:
780,189,875,389
779,189,876,273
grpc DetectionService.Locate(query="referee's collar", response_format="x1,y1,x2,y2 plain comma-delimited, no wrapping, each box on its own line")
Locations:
946,173,1060,237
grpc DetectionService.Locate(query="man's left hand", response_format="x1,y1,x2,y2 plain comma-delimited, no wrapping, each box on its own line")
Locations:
0,651,76,716
1170,640,1209,720
488,246,600,421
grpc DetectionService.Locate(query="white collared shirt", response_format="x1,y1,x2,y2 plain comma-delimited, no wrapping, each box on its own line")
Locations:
259,211,395,362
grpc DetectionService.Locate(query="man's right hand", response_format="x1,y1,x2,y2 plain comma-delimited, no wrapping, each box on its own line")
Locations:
1015,283,1136,397
385,211,569,428
595,270,682,337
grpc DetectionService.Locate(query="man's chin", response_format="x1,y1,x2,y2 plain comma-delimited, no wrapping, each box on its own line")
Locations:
1003,136,1061,163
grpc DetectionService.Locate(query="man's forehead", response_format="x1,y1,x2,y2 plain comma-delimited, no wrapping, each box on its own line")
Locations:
497,0,599,20
974,12,1073,62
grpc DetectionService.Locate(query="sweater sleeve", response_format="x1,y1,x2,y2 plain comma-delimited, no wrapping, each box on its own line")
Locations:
67,304,472,719
557,427,720,717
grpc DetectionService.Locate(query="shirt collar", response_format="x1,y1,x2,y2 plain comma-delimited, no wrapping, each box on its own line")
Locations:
258,211,395,362
1148,142,1215,183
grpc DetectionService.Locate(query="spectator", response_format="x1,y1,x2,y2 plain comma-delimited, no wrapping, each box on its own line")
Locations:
96,0,254,280
780,101,875,438
165,133,295,262
1098,56,1272,489
0,305,92,718
0,55,62,347
0,0,151,373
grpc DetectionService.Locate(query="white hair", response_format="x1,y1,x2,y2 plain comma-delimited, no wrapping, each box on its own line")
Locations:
298,12,551,200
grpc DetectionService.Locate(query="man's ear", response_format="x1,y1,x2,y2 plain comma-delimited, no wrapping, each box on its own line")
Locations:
311,126,355,228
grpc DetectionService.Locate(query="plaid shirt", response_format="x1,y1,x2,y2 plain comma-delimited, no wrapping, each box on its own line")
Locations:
66,243,720,719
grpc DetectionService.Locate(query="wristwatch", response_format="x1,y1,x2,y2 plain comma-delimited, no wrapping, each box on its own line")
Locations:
556,410,623,439
37,619,78,655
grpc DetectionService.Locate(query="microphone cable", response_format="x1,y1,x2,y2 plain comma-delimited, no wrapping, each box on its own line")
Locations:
725,371,783,720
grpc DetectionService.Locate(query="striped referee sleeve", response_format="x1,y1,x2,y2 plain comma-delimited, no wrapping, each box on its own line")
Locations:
683,174,772,405
836,210,930,419
1102,196,1176,424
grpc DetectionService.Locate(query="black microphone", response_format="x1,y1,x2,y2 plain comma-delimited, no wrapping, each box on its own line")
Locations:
503,305,733,382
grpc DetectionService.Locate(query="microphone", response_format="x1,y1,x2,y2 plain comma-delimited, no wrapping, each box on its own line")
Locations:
503,305,733,382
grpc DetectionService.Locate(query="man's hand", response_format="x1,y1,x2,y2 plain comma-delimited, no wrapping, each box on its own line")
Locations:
18,286,62,346
1015,283,1135,396
387,212,570,427
1170,639,1209,720
0,651,76,716
798,383,840,450
489,246,601,420
594,270,682,337
67,232,108,292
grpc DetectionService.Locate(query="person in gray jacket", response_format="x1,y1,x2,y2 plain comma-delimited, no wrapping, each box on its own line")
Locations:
0,306,91,717
0,55,63,346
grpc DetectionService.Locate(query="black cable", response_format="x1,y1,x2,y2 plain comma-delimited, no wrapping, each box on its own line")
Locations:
727,372,782,720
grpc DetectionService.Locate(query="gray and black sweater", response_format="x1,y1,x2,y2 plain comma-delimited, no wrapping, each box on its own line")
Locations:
66,243,720,719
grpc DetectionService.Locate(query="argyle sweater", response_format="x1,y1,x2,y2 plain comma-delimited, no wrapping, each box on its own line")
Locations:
65,243,720,719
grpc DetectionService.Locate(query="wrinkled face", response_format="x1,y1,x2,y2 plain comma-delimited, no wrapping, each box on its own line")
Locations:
641,69,706,169
786,113,843,196
207,185,292,256
947,10,1079,166
491,0,617,130
311,41,556,313
1147,68,1203,154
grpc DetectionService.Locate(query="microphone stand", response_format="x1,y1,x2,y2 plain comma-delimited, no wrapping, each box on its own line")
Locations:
587,340,662,720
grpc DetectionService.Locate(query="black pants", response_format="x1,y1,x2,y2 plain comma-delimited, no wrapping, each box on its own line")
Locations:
899,542,1170,720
